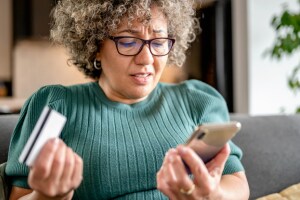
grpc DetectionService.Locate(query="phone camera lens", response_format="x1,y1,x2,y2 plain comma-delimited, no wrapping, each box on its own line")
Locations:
197,131,206,140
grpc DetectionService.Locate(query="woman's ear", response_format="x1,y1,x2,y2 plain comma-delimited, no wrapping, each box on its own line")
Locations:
95,40,102,59
96,52,101,61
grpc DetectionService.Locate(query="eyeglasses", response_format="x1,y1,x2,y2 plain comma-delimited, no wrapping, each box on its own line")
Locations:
108,36,175,56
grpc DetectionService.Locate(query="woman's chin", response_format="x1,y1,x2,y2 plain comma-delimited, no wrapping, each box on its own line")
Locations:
127,87,154,102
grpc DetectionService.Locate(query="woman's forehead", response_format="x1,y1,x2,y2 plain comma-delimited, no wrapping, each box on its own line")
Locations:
115,7,168,34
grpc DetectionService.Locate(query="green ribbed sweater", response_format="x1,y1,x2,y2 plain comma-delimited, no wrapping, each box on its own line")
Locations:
6,80,244,200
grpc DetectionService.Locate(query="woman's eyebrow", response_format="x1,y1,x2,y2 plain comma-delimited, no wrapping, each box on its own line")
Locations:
153,29,166,33
118,27,167,33
116,29,139,34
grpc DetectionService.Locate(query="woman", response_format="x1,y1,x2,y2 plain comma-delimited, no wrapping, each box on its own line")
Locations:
6,0,249,199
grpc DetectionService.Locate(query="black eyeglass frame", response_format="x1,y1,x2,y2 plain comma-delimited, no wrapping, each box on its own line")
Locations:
108,36,175,56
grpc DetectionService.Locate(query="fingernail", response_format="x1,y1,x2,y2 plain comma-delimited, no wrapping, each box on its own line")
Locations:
52,138,59,148
214,167,221,174
168,154,174,163
165,151,170,157
210,167,221,177
178,146,187,155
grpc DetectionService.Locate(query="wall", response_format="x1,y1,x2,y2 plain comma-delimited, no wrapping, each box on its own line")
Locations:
232,0,299,115
31,0,54,37
0,0,12,81
232,0,249,113
248,0,299,115
13,40,91,98
2,0,299,114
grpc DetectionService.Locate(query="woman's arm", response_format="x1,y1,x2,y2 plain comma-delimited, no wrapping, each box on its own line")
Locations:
219,172,249,200
9,138,83,200
9,187,32,200
9,187,73,200
157,144,250,200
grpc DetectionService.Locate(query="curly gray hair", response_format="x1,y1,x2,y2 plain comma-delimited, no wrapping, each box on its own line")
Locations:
50,0,199,80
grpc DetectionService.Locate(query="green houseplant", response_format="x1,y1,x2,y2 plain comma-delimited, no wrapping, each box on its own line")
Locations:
267,0,300,113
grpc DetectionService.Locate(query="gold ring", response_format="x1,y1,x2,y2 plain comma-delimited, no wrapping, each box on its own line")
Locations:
179,184,195,195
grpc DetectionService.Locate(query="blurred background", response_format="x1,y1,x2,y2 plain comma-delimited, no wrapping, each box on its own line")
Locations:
0,0,299,115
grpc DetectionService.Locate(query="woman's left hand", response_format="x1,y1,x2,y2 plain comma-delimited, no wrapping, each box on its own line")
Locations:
156,143,230,200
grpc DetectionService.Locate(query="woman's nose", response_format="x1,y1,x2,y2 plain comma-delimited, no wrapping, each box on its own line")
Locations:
134,44,154,65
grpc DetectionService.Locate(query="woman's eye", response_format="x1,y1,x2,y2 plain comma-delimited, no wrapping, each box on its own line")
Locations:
119,41,136,48
152,40,166,48
152,42,163,47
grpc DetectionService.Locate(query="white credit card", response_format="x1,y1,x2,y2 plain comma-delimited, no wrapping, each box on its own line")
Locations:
19,106,66,166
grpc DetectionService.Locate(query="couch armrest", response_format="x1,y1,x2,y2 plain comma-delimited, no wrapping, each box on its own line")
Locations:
231,114,300,199
0,114,19,163
0,163,10,200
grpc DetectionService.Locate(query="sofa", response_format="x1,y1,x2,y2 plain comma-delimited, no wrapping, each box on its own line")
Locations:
1,114,300,199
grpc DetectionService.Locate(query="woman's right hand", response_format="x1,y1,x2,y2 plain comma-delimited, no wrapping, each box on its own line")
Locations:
27,138,83,199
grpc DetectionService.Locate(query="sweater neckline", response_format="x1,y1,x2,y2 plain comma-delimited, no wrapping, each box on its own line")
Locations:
91,81,162,110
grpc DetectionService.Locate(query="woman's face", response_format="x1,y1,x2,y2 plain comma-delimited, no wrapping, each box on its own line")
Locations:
97,6,169,104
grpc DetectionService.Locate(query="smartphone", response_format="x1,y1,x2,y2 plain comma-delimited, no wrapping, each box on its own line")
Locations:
185,121,241,164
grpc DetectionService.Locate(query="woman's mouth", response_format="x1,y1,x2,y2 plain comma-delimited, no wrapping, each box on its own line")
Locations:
131,73,153,84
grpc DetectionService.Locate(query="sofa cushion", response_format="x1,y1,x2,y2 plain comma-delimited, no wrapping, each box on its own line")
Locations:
0,163,10,200
0,114,19,163
1,113,300,199
256,183,300,200
231,114,300,199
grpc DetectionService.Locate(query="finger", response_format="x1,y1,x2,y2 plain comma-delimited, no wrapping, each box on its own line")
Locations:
60,147,75,185
164,151,179,186
156,164,179,200
177,145,211,188
71,153,83,188
29,138,59,181
160,149,178,186
206,143,230,176
163,149,199,199
48,140,67,183
167,151,194,191
157,177,176,199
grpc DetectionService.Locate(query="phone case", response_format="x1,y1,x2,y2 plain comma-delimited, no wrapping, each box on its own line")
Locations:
185,121,241,163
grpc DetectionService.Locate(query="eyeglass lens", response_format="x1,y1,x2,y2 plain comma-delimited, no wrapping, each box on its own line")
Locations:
116,37,173,56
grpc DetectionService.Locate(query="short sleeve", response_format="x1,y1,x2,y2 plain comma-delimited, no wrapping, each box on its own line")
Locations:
183,79,230,124
5,85,66,188
183,80,244,174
